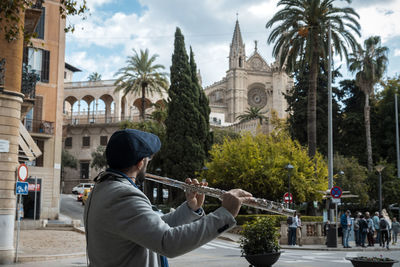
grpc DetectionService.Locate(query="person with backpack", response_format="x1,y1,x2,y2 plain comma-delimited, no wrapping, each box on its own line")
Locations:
287,211,298,246
340,210,353,248
354,212,361,246
379,215,390,249
358,214,368,247
366,212,375,246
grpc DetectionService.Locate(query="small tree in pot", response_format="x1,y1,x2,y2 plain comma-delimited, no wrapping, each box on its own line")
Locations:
240,217,281,267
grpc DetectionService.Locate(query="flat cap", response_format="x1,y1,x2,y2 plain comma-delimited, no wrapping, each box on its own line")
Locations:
105,129,161,169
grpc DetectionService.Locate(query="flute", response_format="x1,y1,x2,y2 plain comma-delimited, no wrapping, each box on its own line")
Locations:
145,173,295,216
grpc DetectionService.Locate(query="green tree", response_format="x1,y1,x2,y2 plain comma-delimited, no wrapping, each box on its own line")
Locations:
61,149,77,191
333,154,369,206
212,128,240,145
236,107,268,125
88,72,102,81
0,0,88,42
114,49,169,121
149,100,168,125
285,63,343,156
163,28,205,181
189,46,212,157
349,36,389,171
372,76,400,165
91,146,107,171
201,131,328,204
266,0,360,158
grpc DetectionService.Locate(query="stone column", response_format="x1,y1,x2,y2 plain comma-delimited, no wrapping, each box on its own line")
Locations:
0,91,23,264
0,8,24,264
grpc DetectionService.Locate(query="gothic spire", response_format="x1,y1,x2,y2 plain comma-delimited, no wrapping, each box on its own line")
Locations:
231,19,244,48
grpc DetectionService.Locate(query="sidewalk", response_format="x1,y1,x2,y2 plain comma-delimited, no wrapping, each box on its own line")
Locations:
221,231,400,251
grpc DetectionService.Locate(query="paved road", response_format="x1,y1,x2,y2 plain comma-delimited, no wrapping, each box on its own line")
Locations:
6,239,400,267
59,194,84,223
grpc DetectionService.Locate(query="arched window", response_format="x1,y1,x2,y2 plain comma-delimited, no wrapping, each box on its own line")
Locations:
239,57,243,68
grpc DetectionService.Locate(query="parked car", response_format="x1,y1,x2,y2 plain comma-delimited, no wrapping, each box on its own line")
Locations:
72,183,93,195
82,187,93,205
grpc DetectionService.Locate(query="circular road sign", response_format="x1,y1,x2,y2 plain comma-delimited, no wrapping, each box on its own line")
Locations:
17,164,28,182
330,186,342,199
283,192,293,203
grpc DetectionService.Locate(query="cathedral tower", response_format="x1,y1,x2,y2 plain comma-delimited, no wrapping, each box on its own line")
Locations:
226,19,247,122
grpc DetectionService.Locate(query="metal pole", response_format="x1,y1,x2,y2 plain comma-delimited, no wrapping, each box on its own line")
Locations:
328,22,333,189
335,203,338,247
288,172,291,209
395,93,400,178
379,171,382,214
34,176,37,220
15,194,21,263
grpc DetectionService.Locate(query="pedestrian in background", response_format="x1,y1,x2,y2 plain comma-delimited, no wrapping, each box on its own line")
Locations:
359,214,368,248
288,211,298,246
379,215,390,249
392,217,400,245
373,211,380,245
340,210,352,248
366,212,375,246
296,213,302,246
354,212,361,246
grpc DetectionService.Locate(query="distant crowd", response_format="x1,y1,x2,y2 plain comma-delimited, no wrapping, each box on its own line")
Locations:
340,209,399,249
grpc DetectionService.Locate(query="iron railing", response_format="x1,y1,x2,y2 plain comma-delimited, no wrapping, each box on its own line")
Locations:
0,58,5,88
64,116,137,125
21,63,39,99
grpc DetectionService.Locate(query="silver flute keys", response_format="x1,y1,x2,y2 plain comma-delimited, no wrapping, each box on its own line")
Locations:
145,173,295,216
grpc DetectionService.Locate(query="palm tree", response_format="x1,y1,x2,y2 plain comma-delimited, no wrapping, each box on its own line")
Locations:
266,0,360,157
349,36,388,171
114,49,169,121
88,72,102,81
236,107,268,125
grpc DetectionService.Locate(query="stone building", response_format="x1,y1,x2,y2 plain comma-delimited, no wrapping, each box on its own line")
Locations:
62,79,167,193
204,20,293,127
0,0,66,262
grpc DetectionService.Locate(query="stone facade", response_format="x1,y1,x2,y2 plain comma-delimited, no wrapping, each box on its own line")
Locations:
204,20,293,127
62,80,167,193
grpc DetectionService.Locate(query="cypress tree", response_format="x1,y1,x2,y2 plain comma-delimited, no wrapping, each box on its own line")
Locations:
189,47,212,158
163,28,205,181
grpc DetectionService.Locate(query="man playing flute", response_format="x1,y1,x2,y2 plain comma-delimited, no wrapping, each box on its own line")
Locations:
84,129,253,267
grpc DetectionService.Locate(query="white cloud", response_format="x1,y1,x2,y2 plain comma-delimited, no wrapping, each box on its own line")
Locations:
66,0,400,85
395,49,400,56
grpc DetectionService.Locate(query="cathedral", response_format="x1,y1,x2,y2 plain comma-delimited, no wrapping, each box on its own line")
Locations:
204,20,293,125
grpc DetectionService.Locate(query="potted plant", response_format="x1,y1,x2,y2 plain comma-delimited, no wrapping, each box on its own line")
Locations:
346,256,399,267
240,216,281,267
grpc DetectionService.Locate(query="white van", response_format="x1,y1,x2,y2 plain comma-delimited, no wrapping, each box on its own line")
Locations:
72,183,93,195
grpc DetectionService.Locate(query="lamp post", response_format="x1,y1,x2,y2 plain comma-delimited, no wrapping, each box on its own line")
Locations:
285,164,294,209
375,165,385,214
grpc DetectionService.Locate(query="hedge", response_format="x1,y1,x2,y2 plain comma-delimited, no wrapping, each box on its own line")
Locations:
235,214,323,226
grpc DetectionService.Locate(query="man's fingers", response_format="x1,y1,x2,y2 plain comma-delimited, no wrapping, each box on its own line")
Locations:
185,178,192,184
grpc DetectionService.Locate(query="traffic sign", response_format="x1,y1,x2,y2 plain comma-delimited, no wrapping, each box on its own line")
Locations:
330,186,342,199
17,164,28,182
332,198,341,204
16,182,28,195
283,192,293,203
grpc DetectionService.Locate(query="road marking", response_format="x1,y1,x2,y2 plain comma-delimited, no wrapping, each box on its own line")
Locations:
208,241,240,250
212,240,240,248
201,245,215,250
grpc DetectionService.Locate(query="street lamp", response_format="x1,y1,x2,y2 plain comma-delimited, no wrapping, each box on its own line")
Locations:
375,165,385,214
285,164,294,208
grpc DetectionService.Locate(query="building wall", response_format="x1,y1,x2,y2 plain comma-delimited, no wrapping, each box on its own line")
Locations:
62,124,120,193
23,0,66,219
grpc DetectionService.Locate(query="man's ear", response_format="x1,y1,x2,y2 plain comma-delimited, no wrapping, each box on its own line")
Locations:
136,158,145,169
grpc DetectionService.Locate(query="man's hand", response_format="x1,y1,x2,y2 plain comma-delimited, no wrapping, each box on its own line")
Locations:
185,178,207,211
221,189,253,217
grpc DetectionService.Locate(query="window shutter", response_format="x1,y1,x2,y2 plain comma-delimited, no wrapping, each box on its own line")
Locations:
34,7,45,40
41,50,50,83
23,47,29,65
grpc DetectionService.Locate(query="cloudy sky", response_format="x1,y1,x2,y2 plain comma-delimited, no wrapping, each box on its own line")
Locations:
66,0,400,87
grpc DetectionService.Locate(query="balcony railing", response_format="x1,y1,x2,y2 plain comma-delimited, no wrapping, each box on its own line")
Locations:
21,64,39,99
64,116,136,125
24,119,54,135
0,58,5,89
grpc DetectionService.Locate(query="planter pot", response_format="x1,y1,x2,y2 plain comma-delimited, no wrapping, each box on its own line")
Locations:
244,251,281,267
346,257,399,267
